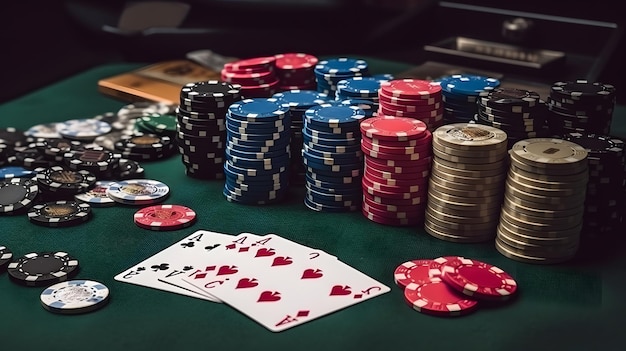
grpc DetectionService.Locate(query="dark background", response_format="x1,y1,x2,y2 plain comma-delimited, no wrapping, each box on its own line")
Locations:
1,0,624,104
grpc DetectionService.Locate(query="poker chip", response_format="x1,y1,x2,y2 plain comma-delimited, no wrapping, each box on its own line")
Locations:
25,122,62,139
379,79,441,99
106,179,170,205
74,180,117,207
57,119,112,141
0,245,13,272
438,74,500,95
180,80,242,101
7,251,79,287
360,116,428,141
393,259,435,288
403,277,479,317
0,127,30,146
133,204,197,231
439,257,518,301
0,166,36,179
0,177,39,214
509,138,588,169
35,166,97,195
40,279,110,314
27,200,92,227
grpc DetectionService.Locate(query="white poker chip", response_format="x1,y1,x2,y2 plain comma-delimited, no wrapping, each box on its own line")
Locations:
40,280,110,314
57,119,112,140
25,122,62,139
106,179,170,205
74,180,117,207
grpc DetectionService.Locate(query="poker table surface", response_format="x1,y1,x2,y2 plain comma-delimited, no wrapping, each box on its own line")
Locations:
1,58,625,351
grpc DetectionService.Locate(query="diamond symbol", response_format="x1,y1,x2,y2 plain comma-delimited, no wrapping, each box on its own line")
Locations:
194,273,207,279
239,247,250,253
353,294,362,299
297,310,310,317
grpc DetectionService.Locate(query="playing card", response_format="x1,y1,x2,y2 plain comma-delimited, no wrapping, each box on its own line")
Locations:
114,230,238,301
181,234,387,332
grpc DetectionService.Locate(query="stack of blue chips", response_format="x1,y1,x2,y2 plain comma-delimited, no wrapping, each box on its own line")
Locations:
314,58,369,99
272,90,330,185
302,104,366,212
436,74,501,124
335,75,394,119
223,98,292,205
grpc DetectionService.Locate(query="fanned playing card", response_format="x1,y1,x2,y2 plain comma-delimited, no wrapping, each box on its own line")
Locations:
114,230,237,301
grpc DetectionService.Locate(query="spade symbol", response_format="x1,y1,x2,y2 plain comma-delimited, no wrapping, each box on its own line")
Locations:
205,244,221,251
137,267,146,272
183,266,193,271
151,263,170,272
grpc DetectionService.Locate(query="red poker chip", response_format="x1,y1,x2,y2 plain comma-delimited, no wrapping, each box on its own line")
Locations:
229,56,276,70
361,208,423,226
360,116,428,142
361,137,431,155
363,173,425,195
378,105,444,119
394,259,435,288
365,154,431,169
379,100,442,113
364,164,430,180
428,256,464,278
362,201,424,221
440,257,518,301
361,142,431,162
362,194,425,213
365,129,432,148
222,63,272,74
378,90,443,106
380,79,442,99
274,53,318,70
134,204,197,231
221,70,277,85
404,277,479,317
362,191,425,207
364,169,428,188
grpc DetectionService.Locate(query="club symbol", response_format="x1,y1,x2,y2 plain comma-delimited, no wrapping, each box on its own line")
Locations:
181,242,195,248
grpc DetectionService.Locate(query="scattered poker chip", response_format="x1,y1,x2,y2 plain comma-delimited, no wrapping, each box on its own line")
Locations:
403,277,479,317
440,257,518,301
57,119,112,141
27,201,92,227
0,245,13,272
0,127,29,146
40,279,110,314
0,177,39,214
0,166,36,179
35,166,97,194
7,251,79,287
116,159,145,180
394,259,435,288
360,116,428,141
106,179,170,205
74,180,117,207
25,122,62,139
133,204,197,231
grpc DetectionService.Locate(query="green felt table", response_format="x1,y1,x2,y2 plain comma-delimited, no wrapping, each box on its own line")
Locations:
1,59,625,351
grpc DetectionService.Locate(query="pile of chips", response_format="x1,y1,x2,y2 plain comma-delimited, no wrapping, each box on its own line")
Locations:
377,79,445,131
425,123,509,242
436,74,500,125
497,138,589,264
302,103,365,212
546,79,616,135
360,116,432,225
394,256,518,317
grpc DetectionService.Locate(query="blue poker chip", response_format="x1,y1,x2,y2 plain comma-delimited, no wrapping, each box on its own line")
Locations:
0,166,36,179
223,182,288,201
223,163,289,183
303,125,359,140
303,194,359,213
305,173,361,189
302,148,362,166
371,73,394,81
227,143,290,158
226,124,290,141
305,181,362,196
272,90,329,108
226,120,288,135
303,118,361,134
302,156,362,174
314,58,369,76
303,140,361,154
336,77,385,98
105,179,170,205
224,179,288,195
223,187,285,205
436,74,500,96
339,99,379,118
307,169,362,184
304,104,366,128
303,143,363,159
228,135,291,149
224,160,288,177
226,117,290,129
302,127,360,147
227,98,290,121
225,152,290,170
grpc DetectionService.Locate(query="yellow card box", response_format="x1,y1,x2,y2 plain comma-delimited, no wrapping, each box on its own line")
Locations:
98,60,221,105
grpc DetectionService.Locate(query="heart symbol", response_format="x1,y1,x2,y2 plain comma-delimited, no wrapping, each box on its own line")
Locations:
258,291,281,302
271,256,292,266
217,265,238,276
330,285,351,296
236,278,258,289
301,268,323,279
255,248,275,257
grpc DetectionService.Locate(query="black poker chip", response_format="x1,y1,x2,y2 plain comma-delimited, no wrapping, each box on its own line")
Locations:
115,159,145,180
35,166,97,194
0,127,30,147
35,138,84,161
64,147,121,175
0,177,40,214
9,145,56,170
27,200,92,227
179,80,241,102
7,251,79,287
0,245,13,272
